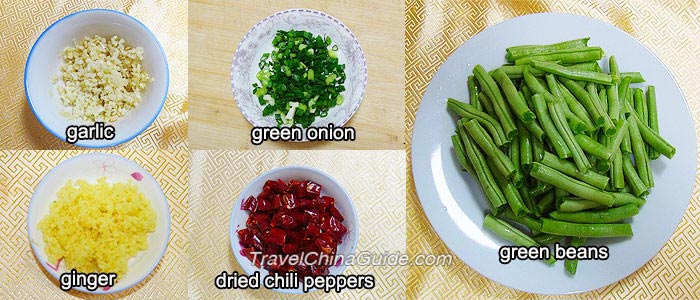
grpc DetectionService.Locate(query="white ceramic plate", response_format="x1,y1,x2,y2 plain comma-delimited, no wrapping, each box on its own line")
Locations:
24,9,169,148
27,153,171,294
411,13,695,294
231,9,367,136
229,165,359,294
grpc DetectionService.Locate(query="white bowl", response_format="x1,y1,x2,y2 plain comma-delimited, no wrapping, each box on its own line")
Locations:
24,9,169,148
229,165,359,294
27,153,171,294
231,9,367,137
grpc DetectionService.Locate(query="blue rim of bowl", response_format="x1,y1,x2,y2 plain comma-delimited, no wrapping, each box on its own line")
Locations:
26,152,171,294
23,9,169,149
228,165,360,294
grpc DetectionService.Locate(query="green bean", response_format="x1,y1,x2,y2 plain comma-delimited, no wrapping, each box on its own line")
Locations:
575,134,614,160
483,215,556,265
595,158,611,173
633,87,650,158
586,82,616,135
569,61,600,72
565,111,594,134
531,60,613,85
609,56,620,84
522,85,534,107
478,93,496,118
523,66,559,103
536,190,556,216
529,181,554,199
627,110,675,159
458,124,507,212
452,134,476,176
518,92,546,141
548,102,591,172
550,203,639,223
498,65,545,79
566,237,586,275
554,186,569,200
506,38,590,62
647,86,660,159
519,185,538,215
620,72,645,83
473,65,517,140
540,152,609,189
492,69,537,123
447,98,508,147
598,86,607,112
621,154,649,197
560,77,610,129
533,233,564,245
618,76,633,109
607,119,629,154
633,88,648,128
548,75,592,134
532,138,545,162
488,159,529,217
463,119,522,185
541,218,633,237
612,192,646,207
532,94,571,159
627,115,653,188
499,62,600,80
515,47,604,65
621,125,634,154
509,133,523,186
503,210,541,235
467,75,481,111
610,150,624,190
517,122,534,171
530,162,614,206
557,197,603,212
558,81,595,128
607,83,620,121
546,73,563,98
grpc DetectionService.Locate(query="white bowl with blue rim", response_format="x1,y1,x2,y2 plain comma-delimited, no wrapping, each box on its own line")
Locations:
27,153,171,294
24,9,168,148
229,165,360,294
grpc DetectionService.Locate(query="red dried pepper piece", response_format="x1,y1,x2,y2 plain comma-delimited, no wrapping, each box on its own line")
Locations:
330,206,344,222
271,212,297,229
266,228,286,246
319,196,335,209
282,192,296,209
297,198,315,209
241,195,257,212
304,209,321,224
314,234,335,254
305,180,322,197
322,216,347,241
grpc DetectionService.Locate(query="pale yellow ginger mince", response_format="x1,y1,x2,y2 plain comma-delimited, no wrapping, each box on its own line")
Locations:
38,177,156,278
55,35,153,122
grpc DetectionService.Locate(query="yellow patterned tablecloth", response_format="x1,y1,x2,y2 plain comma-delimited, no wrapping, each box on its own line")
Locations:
0,0,187,150
405,1,700,299
0,150,189,299
189,150,406,299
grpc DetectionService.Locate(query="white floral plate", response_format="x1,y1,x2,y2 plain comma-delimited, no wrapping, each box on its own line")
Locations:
27,153,171,294
231,9,367,136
